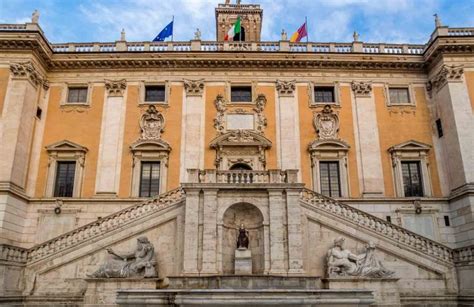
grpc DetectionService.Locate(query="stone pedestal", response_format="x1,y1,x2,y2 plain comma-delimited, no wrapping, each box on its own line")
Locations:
323,277,400,306
235,248,252,275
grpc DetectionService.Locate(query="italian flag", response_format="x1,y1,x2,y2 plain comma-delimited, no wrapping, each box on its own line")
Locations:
224,16,241,41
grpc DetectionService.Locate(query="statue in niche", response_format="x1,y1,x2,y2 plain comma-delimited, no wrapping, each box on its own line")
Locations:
88,236,157,278
236,224,249,249
140,105,165,141
327,237,394,278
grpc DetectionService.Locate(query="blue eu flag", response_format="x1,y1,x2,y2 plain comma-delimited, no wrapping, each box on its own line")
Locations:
153,21,173,42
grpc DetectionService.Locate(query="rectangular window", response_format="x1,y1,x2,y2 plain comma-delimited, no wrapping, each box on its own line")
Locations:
319,161,341,197
386,216,392,223
139,162,161,197
67,87,88,103
314,86,335,103
231,86,252,102
401,161,423,197
389,87,411,105
145,85,166,102
444,215,450,227
54,161,76,197
436,119,443,138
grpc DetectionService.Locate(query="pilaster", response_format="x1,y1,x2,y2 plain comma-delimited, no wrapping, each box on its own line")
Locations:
268,189,286,274
276,80,301,172
180,80,205,182
201,189,219,274
182,189,200,275
95,79,127,196
351,81,385,197
286,189,304,275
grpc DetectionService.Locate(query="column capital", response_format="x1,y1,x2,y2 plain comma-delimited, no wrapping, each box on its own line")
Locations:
276,80,296,97
184,79,205,97
351,81,372,97
428,65,464,93
105,79,127,97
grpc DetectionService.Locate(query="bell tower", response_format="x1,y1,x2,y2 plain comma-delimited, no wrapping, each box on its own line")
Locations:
215,0,263,42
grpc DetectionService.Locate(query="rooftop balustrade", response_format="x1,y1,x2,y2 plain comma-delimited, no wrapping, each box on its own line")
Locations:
2,22,472,56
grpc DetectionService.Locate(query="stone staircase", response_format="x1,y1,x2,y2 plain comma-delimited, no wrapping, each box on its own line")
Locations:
26,187,185,264
300,188,454,265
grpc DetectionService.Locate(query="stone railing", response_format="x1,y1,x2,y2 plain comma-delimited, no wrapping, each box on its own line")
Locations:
453,245,474,265
300,188,454,264
26,187,185,263
448,28,474,36
187,169,299,184
0,244,28,264
0,24,27,31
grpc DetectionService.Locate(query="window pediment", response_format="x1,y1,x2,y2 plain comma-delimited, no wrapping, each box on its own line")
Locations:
210,130,272,148
46,140,88,153
130,139,171,153
388,140,431,153
308,139,350,152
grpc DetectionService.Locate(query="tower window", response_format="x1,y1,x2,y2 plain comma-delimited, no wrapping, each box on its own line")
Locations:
231,86,252,102
401,161,423,197
139,162,161,197
54,161,76,197
314,86,335,103
444,215,450,227
319,161,341,197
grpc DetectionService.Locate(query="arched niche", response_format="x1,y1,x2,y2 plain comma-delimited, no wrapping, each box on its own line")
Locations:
222,203,264,274
229,163,252,170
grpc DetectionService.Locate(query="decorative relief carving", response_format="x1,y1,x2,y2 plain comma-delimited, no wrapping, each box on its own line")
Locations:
214,94,227,135
105,79,127,97
88,236,157,278
228,130,257,143
313,105,339,140
276,80,296,97
139,105,165,141
184,79,204,96
253,94,267,134
327,237,395,278
428,65,464,93
351,81,372,96
10,61,48,89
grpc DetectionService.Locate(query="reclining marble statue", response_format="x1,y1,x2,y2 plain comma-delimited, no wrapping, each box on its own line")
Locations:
327,237,394,278
88,236,157,278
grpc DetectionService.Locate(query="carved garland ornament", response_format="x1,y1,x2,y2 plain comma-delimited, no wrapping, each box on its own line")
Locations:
10,61,49,90
140,105,165,140
253,94,267,134
276,80,296,97
427,65,464,95
184,79,205,97
313,105,339,140
351,81,372,96
105,79,127,97
214,94,227,135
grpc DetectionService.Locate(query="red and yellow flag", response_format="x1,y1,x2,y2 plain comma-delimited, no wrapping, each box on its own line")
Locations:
290,21,308,43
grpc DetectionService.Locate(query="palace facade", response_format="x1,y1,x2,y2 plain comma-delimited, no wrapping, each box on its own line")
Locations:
0,1,473,306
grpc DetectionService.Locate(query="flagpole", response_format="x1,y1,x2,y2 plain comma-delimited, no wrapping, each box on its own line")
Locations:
239,16,241,42
305,16,308,43
172,15,174,42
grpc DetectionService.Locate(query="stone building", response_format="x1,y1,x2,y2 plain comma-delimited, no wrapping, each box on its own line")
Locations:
0,1,473,306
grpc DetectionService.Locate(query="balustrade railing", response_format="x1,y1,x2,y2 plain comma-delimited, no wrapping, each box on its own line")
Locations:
300,188,454,264
453,245,474,264
26,187,185,263
448,28,474,36
187,169,298,184
0,244,28,264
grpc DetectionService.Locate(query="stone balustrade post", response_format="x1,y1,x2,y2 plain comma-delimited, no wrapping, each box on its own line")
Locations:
186,169,200,183
279,40,289,52
190,39,201,51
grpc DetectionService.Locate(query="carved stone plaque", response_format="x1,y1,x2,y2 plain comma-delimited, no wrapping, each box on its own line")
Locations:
227,114,254,130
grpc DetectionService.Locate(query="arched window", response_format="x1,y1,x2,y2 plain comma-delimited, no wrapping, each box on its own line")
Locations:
233,26,246,41
230,163,252,170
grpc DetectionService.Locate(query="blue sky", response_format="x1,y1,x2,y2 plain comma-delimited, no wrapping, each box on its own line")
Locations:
1,0,473,44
